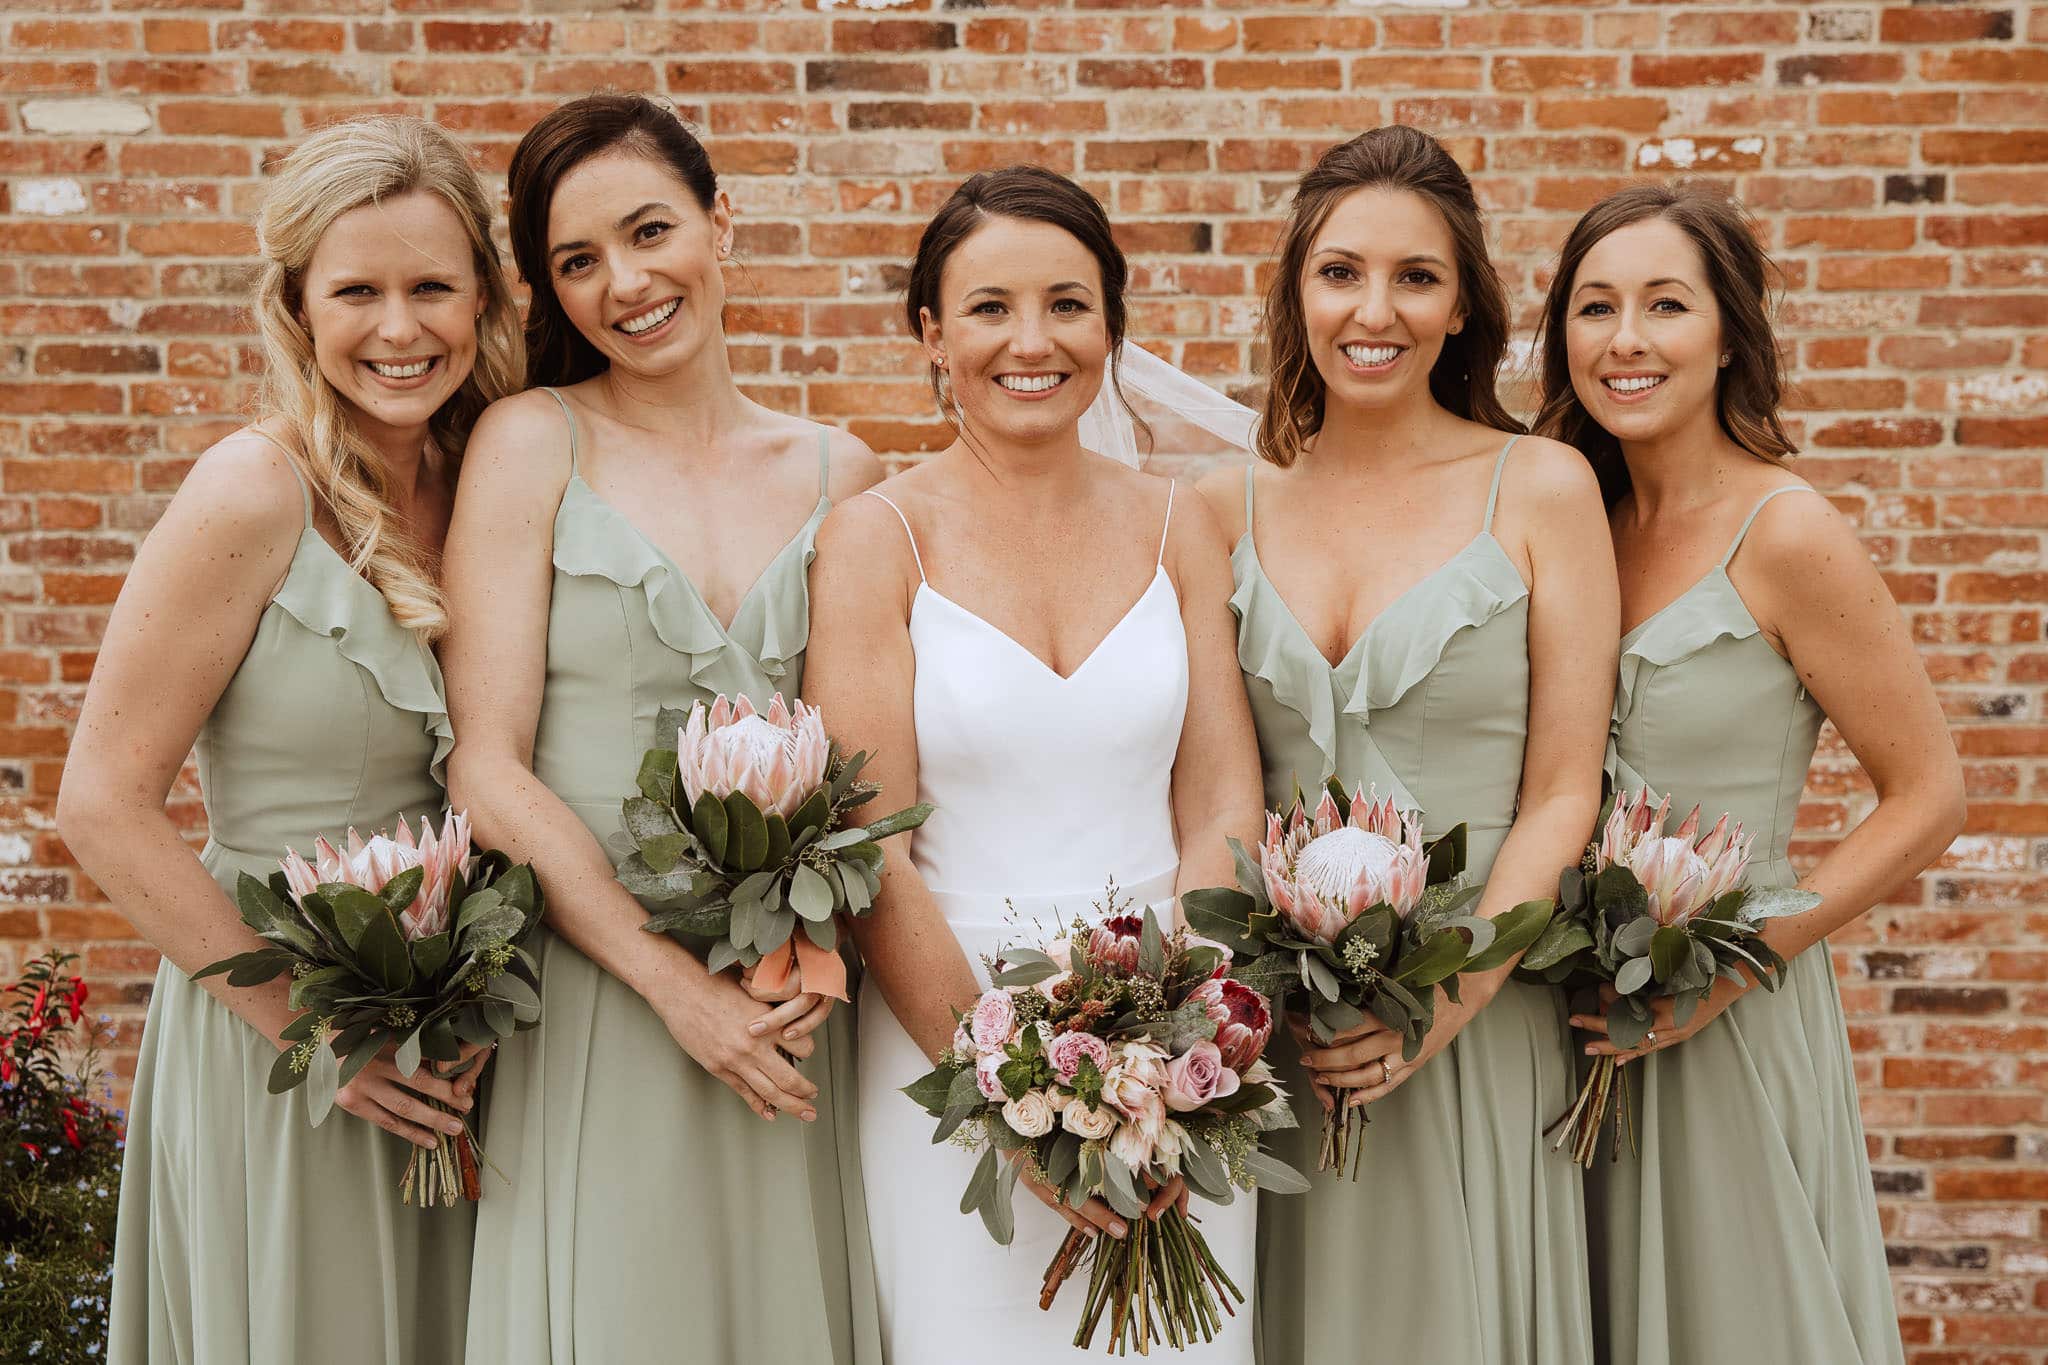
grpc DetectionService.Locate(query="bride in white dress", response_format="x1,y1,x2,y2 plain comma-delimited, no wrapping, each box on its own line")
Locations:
805,166,1267,1363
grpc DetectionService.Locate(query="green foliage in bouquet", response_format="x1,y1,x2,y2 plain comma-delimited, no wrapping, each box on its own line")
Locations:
196,849,543,1117
620,695,930,977
1183,779,1552,1175
1516,789,1819,1164
1,952,124,1365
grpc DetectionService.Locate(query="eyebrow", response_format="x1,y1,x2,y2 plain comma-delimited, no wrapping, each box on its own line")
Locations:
1573,276,1698,297
961,281,1096,300
549,201,675,260
1311,247,1450,268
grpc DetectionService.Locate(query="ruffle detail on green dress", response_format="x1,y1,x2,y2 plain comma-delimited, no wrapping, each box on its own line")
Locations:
1341,535,1528,717
1232,531,1526,779
269,530,454,786
552,477,823,689
1612,569,1764,797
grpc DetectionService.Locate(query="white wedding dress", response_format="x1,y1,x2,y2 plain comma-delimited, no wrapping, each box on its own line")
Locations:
856,484,1258,1364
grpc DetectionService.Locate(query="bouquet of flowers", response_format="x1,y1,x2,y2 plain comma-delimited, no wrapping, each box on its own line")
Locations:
619,693,931,1001
1183,782,1553,1177
904,890,1305,1355
195,811,545,1205
1516,790,1819,1165
1,952,124,1365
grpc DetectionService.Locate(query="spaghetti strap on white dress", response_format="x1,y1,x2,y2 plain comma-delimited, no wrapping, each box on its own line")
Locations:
853,482,1258,1364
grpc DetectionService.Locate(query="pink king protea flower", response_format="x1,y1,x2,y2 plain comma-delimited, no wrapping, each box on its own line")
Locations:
1087,915,1146,972
1259,786,1429,946
678,693,830,823
1187,977,1273,1073
281,811,473,941
1595,791,1753,927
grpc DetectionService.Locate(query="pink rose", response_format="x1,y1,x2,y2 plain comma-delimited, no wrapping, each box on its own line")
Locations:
1163,1041,1240,1113
1046,1031,1111,1083
975,1051,1007,1102
969,989,1016,1051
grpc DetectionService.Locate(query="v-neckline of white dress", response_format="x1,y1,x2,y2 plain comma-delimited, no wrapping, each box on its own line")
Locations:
912,566,1175,685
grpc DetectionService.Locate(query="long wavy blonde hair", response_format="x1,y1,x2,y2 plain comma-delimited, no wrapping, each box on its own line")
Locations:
254,116,523,640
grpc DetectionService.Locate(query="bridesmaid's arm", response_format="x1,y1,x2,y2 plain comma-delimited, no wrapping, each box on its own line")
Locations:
1167,484,1265,899
57,433,474,1148
1581,487,1965,1061
802,493,978,1061
1308,439,1617,1105
439,394,818,1123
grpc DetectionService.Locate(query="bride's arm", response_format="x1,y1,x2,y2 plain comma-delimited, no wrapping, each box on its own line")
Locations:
804,493,978,1060
1166,487,1265,898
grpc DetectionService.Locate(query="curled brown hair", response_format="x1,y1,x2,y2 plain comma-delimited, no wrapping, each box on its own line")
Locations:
508,94,719,388
904,165,1138,442
1533,182,1795,507
1256,125,1520,467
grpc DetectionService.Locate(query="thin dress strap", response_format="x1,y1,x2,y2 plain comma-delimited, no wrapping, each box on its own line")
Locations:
1156,480,1176,568
1482,433,1520,533
540,386,579,475
864,491,927,584
1720,485,1810,568
245,427,314,529
1242,465,1256,544
816,428,831,497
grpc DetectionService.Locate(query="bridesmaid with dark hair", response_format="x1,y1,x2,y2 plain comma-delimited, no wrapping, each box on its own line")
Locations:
438,95,883,1364
1536,182,1959,1365
1198,125,1614,1363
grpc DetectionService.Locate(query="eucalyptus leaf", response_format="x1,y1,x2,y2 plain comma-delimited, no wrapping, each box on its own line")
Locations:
1046,1131,1082,1188
411,931,453,981
816,827,871,852
1180,1132,1232,1202
327,886,389,950
790,864,836,922
1303,953,1340,1001
961,1145,1000,1216
1240,1146,1310,1195
267,1046,306,1095
981,1158,1020,1246
1738,886,1823,923
642,903,733,939
1650,926,1691,983
304,1039,340,1125
1393,928,1472,989
837,861,872,914
1228,836,1266,902
622,795,681,845
638,832,693,876
706,939,745,976
857,802,934,842
1615,955,1654,996
1520,914,1594,972
1100,1154,1146,1219
653,704,692,753
636,747,679,805
755,907,795,956
236,872,292,935
1612,915,1657,959
788,788,831,837
1673,990,1702,1028
1466,899,1555,972
902,1065,959,1116
395,1028,423,1078
1139,906,1167,979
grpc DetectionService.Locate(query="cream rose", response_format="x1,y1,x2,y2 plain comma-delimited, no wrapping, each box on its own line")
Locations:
1002,1088,1056,1139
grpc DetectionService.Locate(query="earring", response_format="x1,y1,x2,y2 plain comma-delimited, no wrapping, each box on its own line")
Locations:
1719,352,1731,367
1448,321,1463,335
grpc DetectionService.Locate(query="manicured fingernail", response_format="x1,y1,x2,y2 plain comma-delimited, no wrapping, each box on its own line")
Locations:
443,1118,465,1135
784,1028,801,1040
748,1021,767,1036
1110,1221,1128,1238
802,1109,818,1122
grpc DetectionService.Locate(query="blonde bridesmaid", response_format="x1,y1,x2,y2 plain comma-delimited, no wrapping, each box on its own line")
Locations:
62,117,522,1364
1538,182,1960,1365
439,95,883,1364
1200,125,1614,1364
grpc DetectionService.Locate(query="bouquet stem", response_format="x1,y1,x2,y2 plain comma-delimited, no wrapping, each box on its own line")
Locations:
1543,1054,1635,1168
1045,1209,1242,1354
1317,1087,1370,1180
400,1098,483,1207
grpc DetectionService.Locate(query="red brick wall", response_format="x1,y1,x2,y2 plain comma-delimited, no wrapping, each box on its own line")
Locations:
3,3,2044,1355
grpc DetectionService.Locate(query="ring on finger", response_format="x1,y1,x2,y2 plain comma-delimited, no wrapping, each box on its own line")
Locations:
1645,1029,1658,1047
1378,1057,1392,1086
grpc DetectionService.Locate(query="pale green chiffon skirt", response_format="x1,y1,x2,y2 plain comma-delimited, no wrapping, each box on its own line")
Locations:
1586,944,1901,1365
110,851,473,1365
465,924,880,1364
1257,978,1594,1364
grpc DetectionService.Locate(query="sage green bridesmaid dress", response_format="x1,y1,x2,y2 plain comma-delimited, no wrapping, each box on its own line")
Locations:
109,439,471,1365
464,389,879,1365
1592,486,1901,1365
1237,437,1596,1365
